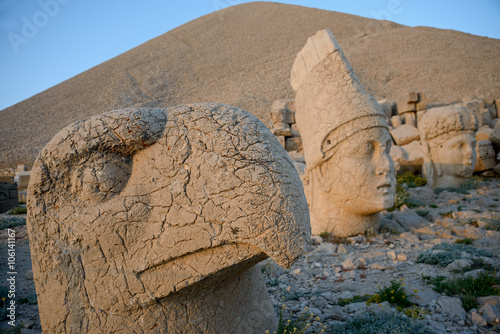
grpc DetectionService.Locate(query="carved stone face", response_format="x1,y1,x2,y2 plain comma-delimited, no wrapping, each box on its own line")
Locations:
321,127,396,215
430,134,476,179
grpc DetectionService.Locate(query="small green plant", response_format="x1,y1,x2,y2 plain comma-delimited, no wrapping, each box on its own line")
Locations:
367,280,414,308
401,306,431,320
429,204,438,208
17,201,25,205
397,172,427,188
338,294,373,306
454,238,474,245
0,216,26,230
416,243,492,267
269,305,326,334
18,293,37,305
318,232,330,239
449,258,496,275
7,207,27,215
423,272,500,311
330,311,435,334
484,218,500,231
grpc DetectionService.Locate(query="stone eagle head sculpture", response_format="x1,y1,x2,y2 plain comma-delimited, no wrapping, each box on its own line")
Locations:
27,103,310,333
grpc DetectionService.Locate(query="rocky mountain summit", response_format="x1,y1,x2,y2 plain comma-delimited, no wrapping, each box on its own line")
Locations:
1,2,499,168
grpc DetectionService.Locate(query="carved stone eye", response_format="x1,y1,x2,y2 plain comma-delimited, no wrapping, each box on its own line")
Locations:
70,154,132,203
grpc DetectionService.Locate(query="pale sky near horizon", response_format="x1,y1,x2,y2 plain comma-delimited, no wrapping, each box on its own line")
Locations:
0,0,499,112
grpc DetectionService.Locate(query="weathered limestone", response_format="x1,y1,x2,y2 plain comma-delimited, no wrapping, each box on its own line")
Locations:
27,104,310,333
419,105,478,188
0,182,18,213
14,171,30,191
377,99,393,118
390,124,420,146
390,141,424,174
291,29,395,237
474,140,496,172
391,115,402,128
476,126,493,141
270,100,302,152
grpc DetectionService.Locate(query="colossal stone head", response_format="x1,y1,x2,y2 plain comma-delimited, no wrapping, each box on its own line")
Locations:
27,104,310,333
419,105,478,188
290,29,396,237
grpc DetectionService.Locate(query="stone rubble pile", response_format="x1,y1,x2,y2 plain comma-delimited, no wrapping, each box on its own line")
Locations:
261,179,500,334
268,94,500,181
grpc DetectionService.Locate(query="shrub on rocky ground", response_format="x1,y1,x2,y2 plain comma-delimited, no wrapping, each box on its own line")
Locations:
0,216,26,230
416,243,492,267
330,311,435,334
423,272,500,311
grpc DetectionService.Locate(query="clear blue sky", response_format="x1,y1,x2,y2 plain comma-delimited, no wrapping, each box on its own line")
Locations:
1,0,499,112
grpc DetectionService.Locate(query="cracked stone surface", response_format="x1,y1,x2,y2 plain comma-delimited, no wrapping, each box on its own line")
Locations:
419,104,478,189
27,103,310,333
290,29,396,237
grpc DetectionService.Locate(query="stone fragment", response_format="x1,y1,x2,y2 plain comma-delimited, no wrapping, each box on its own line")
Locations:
396,254,407,261
392,211,430,231
291,29,395,237
391,115,402,128
477,296,500,308
14,171,30,191
390,124,420,146
397,99,416,114
416,93,427,111
436,296,466,317
412,286,441,306
0,182,18,213
489,121,500,145
272,124,292,137
408,92,418,103
416,110,426,127
478,304,500,326
446,259,473,271
475,126,493,141
341,258,355,269
27,104,311,333
276,135,285,147
386,250,397,260
337,244,354,254
419,105,478,189
271,100,295,125
479,109,492,127
403,112,416,127
474,140,497,172
400,141,424,173
471,311,488,327
285,137,302,152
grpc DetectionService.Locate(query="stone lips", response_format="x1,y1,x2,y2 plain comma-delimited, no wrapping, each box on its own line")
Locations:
27,103,310,332
2,2,500,169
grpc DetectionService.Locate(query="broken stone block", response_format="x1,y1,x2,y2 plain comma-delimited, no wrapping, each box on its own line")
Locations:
276,135,285,147
14,171,30,191
476,126,493,141
27,104,310,333
397,99,416,114
0,182,18,213
408,92,418,103
285,137,302,152
272,123,292,137
391,115,402,128
479,108,492,127
416,110,426,127
489,121,500,145
416,93,427,111
403,112,416,126
390,142,423,174
17,164,27,173
390,124,420,146
475,140,496,172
